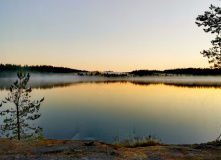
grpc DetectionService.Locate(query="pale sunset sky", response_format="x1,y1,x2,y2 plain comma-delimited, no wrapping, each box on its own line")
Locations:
0,0,220,72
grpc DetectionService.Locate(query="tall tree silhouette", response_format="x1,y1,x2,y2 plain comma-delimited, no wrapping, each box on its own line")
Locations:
0,70,44,140
196,4,221,68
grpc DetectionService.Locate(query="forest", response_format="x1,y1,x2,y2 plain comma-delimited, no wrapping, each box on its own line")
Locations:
130,68,221,76
1,64,221,76
0,64,86,74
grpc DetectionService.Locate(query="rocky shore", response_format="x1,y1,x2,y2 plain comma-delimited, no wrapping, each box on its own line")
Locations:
0,139,221,160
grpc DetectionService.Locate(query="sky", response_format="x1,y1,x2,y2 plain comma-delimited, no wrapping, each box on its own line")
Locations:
0,0,221,72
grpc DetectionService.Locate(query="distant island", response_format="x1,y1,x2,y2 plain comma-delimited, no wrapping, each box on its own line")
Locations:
1,64,221,77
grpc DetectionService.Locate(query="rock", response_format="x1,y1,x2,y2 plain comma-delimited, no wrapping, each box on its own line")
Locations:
0,139,221,159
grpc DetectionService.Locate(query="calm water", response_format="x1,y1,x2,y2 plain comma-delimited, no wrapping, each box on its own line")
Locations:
1,75,221,144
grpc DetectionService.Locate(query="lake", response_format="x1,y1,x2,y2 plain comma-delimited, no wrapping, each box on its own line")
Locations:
0,74,221,144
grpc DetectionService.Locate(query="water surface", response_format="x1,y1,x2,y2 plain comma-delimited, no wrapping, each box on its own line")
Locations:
0,75,221,144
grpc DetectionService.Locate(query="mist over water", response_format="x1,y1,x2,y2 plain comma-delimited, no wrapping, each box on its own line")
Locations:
1,73,221,90
0,74,221,144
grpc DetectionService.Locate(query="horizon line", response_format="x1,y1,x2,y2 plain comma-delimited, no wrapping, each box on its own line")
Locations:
0,63,214,73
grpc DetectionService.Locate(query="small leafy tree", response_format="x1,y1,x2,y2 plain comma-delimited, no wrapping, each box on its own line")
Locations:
0,70,44,140
196,4,221,68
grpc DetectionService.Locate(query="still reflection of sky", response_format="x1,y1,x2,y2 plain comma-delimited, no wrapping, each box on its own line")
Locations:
0,77,221,144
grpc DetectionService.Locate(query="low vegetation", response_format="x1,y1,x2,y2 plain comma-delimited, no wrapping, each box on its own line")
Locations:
113,135,162,148
206,139,221,145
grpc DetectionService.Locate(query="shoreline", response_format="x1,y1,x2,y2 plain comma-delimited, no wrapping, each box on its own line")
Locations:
0,139,221,159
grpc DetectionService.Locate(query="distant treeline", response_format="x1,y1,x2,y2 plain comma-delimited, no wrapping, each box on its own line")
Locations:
2,64,221,76
0,64,86,73
130,68,221,76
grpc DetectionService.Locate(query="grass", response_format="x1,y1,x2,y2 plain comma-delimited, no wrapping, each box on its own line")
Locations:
113,135,162,148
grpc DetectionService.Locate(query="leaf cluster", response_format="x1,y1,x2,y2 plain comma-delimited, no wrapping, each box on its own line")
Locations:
196,4,221,68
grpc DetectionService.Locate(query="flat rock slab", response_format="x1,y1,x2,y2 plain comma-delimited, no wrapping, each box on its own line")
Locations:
0,139,221,159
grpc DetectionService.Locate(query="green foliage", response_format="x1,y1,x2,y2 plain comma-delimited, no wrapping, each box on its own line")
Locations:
0,70,44,140
216,139,221,144
113,135,161,148
196,4,221,68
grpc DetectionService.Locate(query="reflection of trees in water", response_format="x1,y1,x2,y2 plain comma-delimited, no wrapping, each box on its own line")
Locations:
0,83,74,91
164,83,221,89
0,81,129,91
131,82,152,86
1,80,221,90
131,82,221,89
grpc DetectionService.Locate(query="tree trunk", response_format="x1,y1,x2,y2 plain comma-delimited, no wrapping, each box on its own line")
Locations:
16,103,20,140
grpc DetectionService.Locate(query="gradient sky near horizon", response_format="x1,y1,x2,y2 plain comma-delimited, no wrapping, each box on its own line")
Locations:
0,0,221,72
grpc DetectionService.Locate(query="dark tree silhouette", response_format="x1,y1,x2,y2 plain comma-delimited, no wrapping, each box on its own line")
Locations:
0,70,44,140
196,4,221,68
0,64,86,73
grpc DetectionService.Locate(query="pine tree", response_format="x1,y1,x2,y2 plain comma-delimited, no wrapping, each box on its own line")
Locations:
0,70,44,140
196,4,221,68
